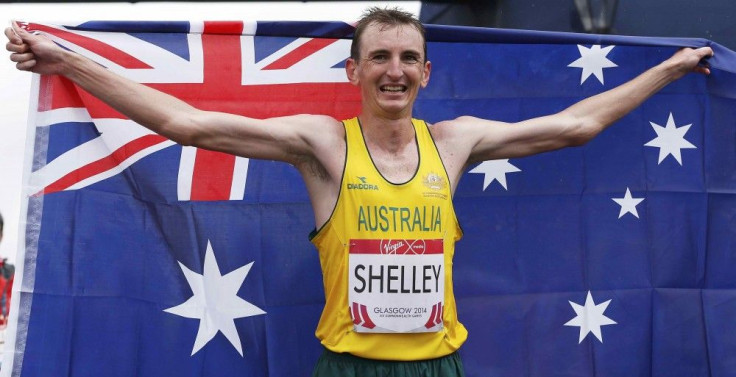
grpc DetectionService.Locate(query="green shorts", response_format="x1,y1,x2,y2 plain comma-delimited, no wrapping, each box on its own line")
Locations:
312,348,466,377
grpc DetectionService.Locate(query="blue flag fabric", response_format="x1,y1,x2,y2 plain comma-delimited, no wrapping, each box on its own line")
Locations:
5,20,736,377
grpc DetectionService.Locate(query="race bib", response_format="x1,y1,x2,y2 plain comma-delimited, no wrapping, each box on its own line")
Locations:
348,239,444,333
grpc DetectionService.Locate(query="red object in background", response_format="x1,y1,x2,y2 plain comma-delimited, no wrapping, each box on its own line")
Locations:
4,274,13,325
0,259,12,327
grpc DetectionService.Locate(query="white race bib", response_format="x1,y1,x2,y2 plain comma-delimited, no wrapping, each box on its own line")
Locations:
348,239,444,333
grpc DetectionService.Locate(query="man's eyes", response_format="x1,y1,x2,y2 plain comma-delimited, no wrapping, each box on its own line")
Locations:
369,54,420,63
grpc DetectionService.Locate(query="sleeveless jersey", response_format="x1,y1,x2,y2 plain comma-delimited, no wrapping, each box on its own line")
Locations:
310,117,467,360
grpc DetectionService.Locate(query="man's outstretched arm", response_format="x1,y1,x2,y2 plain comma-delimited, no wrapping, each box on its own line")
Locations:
433,46,714,176
4,22,340,164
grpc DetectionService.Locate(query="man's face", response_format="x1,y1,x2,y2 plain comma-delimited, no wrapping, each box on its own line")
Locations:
347,22,430,119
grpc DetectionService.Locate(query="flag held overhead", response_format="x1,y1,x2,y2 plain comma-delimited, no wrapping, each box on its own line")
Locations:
5,19,736,377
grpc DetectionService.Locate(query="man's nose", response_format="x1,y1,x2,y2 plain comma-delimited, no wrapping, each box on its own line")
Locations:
386,57,403,79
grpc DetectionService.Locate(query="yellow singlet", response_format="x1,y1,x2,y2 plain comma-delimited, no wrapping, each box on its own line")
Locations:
310,117,467,360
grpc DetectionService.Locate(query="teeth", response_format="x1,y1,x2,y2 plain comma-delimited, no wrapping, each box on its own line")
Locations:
381,85,405,92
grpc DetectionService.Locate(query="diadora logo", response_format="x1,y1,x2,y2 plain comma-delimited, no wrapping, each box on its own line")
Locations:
348,176,379,191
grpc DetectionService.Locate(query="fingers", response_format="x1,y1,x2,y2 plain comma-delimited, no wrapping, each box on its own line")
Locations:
6,21,40,72
9,52,34,63
11,21,28,38
9,21,41,44
5,21,31,54
694,47,713,75
4,26,22,45
15,59,36,71
695,46,714,59
693,66,710,75
5,28,28,57
673,46,714,75
8,48,37,72
9,21,30,42
6,40,29,53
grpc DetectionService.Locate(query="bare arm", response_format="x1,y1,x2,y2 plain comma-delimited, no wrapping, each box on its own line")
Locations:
5,22,338,165
433,46,714,175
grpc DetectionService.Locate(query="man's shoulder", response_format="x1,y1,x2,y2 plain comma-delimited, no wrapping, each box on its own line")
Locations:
281,114,345,140
427,116,501,156
426,117,467,140
428,116,506,137
286,114,343,128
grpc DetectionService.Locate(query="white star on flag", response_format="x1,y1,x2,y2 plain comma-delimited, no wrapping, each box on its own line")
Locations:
564,291,617,344
612,187,645,219
568,45,618,85
469,159,521,190
644,112,697,165
164,240,266,356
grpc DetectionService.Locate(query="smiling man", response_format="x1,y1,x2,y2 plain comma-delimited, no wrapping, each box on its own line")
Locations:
5,6,713,377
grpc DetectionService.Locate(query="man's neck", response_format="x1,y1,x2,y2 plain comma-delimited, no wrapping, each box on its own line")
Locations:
358,113,415,155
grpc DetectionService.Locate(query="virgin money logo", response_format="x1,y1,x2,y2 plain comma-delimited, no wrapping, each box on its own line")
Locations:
379,239,427,255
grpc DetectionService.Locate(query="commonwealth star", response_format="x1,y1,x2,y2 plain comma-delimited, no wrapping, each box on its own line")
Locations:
469,159,521,190
165,240,266,356
644,112,697,165
568,45,618,85
564,291,617,343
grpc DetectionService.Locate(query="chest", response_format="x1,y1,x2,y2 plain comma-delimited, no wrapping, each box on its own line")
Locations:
367,143,420,184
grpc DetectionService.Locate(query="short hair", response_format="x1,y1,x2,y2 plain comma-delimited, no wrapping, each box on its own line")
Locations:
350,7,427,62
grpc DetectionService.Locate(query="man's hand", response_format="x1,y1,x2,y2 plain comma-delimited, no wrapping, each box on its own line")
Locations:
663,46,714,79
5,21,69,75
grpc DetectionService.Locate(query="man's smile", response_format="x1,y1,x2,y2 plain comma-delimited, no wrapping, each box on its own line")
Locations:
380,84,408,93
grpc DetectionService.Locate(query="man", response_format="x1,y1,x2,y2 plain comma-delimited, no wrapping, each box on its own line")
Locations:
5,7,713,377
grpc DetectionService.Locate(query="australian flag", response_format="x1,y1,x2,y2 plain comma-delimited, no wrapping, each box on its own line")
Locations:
4,19,736,377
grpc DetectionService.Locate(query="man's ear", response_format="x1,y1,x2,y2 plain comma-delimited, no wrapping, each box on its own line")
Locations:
345,58,359,86
421,60,431,88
